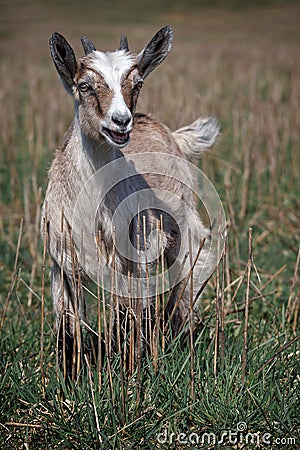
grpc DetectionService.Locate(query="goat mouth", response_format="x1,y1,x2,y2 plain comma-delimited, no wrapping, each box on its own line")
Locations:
102,127,130,146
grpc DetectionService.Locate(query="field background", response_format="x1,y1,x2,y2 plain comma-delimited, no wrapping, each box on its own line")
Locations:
0,0,299,449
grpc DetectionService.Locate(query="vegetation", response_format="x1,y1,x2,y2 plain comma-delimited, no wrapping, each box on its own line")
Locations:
0,1,299,448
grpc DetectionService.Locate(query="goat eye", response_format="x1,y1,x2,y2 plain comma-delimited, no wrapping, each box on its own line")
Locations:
78,82,91,92
135,80,143,90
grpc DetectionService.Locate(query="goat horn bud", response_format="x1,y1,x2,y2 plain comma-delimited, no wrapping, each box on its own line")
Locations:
119,34,129,51
81,36,96,55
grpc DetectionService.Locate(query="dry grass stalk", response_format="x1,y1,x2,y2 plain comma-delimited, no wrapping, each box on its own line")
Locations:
166,238,206,334
58,210,67,380
163,250,189,336
292,291,299,335
113,230,121,359
84,354,103,445
153,219,162,374
68,225,82,381
226,260,282,319
23,176,42,307
143,215,152,356
224,234,232,309
242,227,253,383
228,269,247,310
214,248,220,378
160,215,166,356
4,422,43,429
40,205,47,396
188,229,195,400
108,230,116,365
260,265,287,292
238,114,253,221
128,272,135,376
214,223,227,377
286,245,300,324
96,231,103,391
224,168,240,271
99,237,114,405
135,214,142,417
220,242,226,365
0,218,23,331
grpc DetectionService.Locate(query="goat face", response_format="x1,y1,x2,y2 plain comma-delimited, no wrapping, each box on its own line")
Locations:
49,27,173,148
74,52,139,147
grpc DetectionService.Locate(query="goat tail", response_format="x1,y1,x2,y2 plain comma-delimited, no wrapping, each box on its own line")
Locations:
173,116,219,161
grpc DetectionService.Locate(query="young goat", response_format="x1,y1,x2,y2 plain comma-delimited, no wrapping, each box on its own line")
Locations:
41,27,219,372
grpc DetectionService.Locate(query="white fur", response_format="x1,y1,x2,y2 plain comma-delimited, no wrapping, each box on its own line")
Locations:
90,50,134,137
106,90,132,127
90,50,135,91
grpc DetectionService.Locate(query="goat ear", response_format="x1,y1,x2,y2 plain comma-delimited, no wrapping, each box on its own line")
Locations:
49,32,77,94
138,26,173,79
81,36,96,55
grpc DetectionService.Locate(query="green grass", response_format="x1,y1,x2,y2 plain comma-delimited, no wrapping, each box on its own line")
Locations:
1,1,300,449
0,291,299,448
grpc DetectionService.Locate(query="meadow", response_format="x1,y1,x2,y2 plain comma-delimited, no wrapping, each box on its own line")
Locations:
0,1,299,448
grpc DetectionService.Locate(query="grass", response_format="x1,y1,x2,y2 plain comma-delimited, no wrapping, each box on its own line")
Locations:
0,1,300,448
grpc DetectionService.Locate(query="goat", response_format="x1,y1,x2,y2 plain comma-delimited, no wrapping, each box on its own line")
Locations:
41,26,220,373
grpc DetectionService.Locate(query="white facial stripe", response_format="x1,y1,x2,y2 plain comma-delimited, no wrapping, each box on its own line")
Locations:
89,50,134,130
110,90,131,117
90,50,135,91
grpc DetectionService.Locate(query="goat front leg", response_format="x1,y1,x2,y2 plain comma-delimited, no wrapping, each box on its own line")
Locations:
51,260,85,379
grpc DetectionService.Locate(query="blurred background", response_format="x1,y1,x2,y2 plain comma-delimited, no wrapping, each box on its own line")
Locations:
1,0,299,280
0,1,299,447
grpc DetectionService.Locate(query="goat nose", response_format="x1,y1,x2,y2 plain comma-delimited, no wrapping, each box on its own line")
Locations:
112,113,131,128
